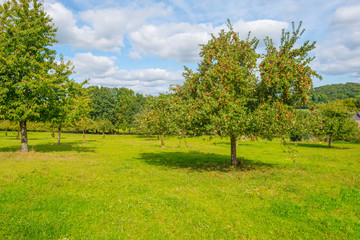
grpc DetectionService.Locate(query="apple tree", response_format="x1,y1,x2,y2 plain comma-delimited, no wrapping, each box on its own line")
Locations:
314,101,359,148
172,21,259,165
136,94,177,147
173,21,322,165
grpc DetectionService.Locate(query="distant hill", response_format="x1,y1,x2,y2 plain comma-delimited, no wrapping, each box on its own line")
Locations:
311,82,360,103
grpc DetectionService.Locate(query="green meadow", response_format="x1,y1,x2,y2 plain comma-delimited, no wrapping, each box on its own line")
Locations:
0,132,359,239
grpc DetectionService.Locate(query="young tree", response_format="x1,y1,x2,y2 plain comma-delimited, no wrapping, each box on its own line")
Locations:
0,0,70,151
0,120,17,137
314,101,359,148
74,117,94,142
69,89,92,142
173,20,321,165
137,94,177,147
45,57,89,144
96,118,114,138
173,22,260,165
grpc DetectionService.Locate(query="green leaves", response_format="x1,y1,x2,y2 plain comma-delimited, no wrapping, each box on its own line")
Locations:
173,21,260,139
0,0,59,122
258,21,322,107
0,0,88,151
314,100,360,146
137,94,178,138
88,87,145,131
171,20,323,164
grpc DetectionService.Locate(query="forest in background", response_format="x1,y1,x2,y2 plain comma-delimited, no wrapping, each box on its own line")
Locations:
311,82,360,103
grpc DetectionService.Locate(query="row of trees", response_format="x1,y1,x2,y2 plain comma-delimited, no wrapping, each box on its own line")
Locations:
0,86,147,136
0,0,93,151
0,0,147,150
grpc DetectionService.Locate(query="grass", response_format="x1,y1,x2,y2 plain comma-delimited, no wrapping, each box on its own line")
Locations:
0,131,359,239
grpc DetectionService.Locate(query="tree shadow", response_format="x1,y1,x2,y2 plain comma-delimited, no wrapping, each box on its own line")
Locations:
214,141,252,147
295,143,350,150
0,141,95,153
139,151,277,172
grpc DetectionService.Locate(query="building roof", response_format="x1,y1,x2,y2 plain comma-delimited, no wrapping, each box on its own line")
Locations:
353,112,360,121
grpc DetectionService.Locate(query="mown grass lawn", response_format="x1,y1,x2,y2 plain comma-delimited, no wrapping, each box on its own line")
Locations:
0,131,359,239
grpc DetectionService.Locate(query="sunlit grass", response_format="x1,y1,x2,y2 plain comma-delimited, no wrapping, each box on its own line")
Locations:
0,131,359,239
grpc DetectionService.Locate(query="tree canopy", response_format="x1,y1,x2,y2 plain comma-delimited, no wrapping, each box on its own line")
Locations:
136,94,177,147
171,20,322,165
314,100,359,148
0,0,80,151
88,86,146,132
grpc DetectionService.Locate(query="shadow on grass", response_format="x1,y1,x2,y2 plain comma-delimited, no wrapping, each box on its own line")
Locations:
295,143,350,150
0,141,95,153
214,141,252,147
139,151,276,172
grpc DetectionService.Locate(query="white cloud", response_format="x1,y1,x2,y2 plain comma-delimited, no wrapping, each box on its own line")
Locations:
331,5,360,49
129,22,213,62
129,19,288,63
73,53,118,77
314,45,360,74
45,1,171,52
332,5,360,27
233,20,288,42
315,4,360,78
45,0,288,64
72,53,183,95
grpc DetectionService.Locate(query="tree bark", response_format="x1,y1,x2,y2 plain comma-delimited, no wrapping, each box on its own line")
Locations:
328,137,332,148
161,134,165,148
83,130,86,142
230,136,237,165
20,121,28,152
5,129,7,137
102,130,105,139
57,125,61,145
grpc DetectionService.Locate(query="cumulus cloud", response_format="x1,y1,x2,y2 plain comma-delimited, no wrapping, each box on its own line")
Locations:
45,1,288,64
72,53,183,95
129,19,288,63
129,23,213,62
314,45,360,75
314,4,360,79
233,20,288,42
331,5,360,49
45,1,171,52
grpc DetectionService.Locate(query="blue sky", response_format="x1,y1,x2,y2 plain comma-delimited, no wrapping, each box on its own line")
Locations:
37,0,360,94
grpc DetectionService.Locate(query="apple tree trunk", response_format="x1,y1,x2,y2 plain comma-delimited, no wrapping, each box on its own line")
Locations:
230,136,237,165
161,134,165,148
